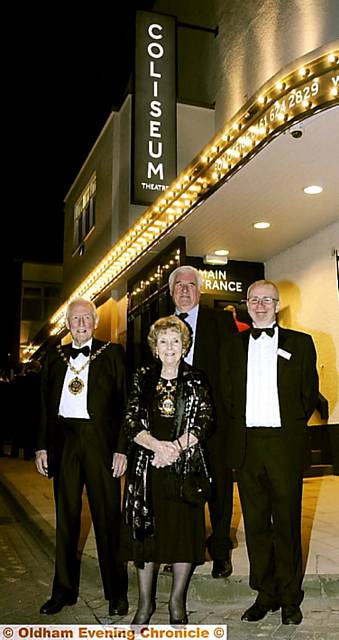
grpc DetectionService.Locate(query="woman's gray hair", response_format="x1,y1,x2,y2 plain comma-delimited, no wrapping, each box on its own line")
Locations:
168,265,202,295
147,315,192,356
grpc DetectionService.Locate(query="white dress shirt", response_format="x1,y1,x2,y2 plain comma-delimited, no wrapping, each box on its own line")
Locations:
246,325,281,428
58,338,93,419
176,304,199,365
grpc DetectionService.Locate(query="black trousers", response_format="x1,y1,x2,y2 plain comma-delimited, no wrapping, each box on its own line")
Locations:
52,418,127,601
207,447,234,558
237,428,303,607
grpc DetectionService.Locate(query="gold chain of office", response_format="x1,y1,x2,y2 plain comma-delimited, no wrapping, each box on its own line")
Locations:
57,342,110,395
156,377,178,417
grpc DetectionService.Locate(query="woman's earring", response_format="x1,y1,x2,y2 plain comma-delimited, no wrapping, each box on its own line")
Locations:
155,350,159,359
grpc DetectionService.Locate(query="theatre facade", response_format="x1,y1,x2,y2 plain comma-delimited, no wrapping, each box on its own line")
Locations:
29,1,339,457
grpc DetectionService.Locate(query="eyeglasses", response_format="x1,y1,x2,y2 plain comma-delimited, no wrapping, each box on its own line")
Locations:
246,297,279,306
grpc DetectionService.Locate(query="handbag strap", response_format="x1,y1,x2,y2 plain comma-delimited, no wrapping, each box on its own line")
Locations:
181,427,193,476
183,430,210,481
183,429,189,475
197,443,210,480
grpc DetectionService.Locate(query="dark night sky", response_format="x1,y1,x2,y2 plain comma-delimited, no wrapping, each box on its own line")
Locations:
6,1,155,265
2,1,155,366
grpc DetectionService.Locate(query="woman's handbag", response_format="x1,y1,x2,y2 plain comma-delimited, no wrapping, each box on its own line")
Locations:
180,440,212,506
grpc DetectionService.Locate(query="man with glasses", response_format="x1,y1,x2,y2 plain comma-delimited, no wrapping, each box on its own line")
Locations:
169,265,237,579
221,279,318,625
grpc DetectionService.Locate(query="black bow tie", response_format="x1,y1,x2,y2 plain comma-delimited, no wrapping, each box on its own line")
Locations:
177,312,193,354
71,345,90,359
251,325,276,339
177,312,192,335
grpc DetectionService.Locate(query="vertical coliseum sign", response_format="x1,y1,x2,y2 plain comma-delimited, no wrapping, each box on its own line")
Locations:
132,11,177,205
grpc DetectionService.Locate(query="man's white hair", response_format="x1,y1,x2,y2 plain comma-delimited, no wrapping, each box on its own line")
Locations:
65,298,98,322
168,265,202,294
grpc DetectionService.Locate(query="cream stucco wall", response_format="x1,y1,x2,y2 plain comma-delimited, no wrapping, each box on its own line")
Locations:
153,0,339,130
95,298,118,343
266,221,339,423
215,0,339,129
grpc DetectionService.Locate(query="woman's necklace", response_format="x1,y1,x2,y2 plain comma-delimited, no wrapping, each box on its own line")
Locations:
156,377,178,417
57,342,110,395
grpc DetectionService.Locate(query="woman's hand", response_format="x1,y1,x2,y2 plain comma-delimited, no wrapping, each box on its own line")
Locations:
134,430,181,467
151,440,179,468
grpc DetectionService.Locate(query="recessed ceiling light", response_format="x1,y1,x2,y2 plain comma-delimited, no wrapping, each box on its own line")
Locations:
204,254,228,265
303,185,323,195
214,249,229,256
253,222,271,229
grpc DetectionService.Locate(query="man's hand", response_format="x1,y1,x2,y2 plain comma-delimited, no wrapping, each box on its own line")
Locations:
35,450,48,476
112,452,127,477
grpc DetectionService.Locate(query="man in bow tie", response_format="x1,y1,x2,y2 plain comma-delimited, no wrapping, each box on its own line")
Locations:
70,344,90,358
35,298,128,618
169,265,237,579
221,280,319,625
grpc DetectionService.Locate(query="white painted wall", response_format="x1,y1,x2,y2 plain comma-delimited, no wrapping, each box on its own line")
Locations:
177,103,215,172
266,221,339,423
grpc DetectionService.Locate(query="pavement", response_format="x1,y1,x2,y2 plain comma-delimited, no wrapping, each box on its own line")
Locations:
0,453,338,638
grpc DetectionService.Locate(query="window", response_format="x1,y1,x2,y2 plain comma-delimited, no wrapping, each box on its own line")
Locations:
73,174,96,251
22,284,61,322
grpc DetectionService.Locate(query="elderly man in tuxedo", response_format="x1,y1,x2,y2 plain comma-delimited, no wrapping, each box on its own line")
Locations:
169,265,237,578
35,298,128,617
221,280,318,625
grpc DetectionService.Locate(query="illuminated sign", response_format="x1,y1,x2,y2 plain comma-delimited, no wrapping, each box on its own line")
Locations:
191,259,265,300
200,269,244,293
132,11,177,205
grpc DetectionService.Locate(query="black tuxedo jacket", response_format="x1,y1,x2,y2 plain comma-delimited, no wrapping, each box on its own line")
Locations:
37,338,127,477
191,305,237,450
220,326,319,471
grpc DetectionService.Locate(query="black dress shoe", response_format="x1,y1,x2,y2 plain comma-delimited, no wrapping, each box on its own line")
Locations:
241,601,280,622
281,605,302,625
40,596,77,615
109,597,129,616
212,558,232,578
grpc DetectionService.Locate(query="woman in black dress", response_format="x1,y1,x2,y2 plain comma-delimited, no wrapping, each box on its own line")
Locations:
121,315,213,625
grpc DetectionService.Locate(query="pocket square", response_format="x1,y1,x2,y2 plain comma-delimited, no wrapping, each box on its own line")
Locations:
277,347,292,360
